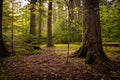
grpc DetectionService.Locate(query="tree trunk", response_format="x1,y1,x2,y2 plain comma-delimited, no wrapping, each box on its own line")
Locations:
38,1,42,44
30,0,37,35
0,0,10,57
74,0,110,64
47,0,54,47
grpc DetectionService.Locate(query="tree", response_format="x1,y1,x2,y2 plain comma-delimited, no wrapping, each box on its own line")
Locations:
38,0,43,44
73,0,110,64
0,0,10,57
30,0,37,35
47,0,54,47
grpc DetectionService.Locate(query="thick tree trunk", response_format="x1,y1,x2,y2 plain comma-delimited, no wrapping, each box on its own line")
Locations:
47,0,54,47
30,0,37,35
74,0,110,64
0,0,10,57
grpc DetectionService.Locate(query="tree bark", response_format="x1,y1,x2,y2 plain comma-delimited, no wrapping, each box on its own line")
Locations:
30,0,37,35
0,0,10,57
38,1,42,44
47,0,54,47
74,0,110,64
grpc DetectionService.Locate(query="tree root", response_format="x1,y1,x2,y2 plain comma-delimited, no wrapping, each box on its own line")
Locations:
72,46,111,70
72,46,87,58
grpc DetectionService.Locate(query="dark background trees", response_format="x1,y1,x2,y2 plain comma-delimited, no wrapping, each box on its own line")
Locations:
30,0,37,35
0,0,10,57
0,0,120,57
47,0,54,47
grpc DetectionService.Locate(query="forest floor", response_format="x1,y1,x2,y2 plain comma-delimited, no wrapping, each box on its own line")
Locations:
0,46,120,80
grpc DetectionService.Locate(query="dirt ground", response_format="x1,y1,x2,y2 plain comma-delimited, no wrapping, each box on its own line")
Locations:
0,48,120,80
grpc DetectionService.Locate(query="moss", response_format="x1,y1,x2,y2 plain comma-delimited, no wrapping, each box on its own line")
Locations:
73,44,111,69
77,47,84,57
86,52,105,64
85,52,112,69
85,52,94,64
75,46,87,58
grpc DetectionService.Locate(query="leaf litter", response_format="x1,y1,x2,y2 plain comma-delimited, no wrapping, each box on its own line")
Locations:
0,48,120,80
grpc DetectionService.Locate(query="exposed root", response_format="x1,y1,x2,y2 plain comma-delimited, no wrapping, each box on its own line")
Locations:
72,46,87,58
86,52,112,70
73,47,111,70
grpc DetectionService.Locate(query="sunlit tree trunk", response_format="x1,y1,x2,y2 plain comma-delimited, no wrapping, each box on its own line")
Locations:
30,0,37,35
74,0,110,64
0,0,10,57
47,0,54,47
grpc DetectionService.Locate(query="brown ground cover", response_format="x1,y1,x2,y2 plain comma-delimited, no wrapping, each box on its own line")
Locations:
0,48,120,80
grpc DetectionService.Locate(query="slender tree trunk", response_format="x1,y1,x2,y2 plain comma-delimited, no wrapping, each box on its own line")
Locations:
47,0,54,47
0,0,10,57
30,0,37,35
11,0,14,54
74,0,110,64
68,0,74,20
38,1,42,44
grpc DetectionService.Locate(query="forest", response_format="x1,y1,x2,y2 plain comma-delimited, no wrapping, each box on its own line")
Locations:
0,0,120,80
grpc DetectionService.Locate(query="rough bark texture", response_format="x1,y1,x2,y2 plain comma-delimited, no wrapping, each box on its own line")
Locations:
74,0,110,64
30,0,37,35
0,0,10,57
47,0,54,47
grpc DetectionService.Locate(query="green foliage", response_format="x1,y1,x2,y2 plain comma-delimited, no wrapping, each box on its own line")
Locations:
100,2,120,42
104,46,120,56
53,19,82,44
53,20,68,44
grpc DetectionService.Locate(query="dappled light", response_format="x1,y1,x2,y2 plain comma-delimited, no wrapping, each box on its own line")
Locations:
0,0,120,79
